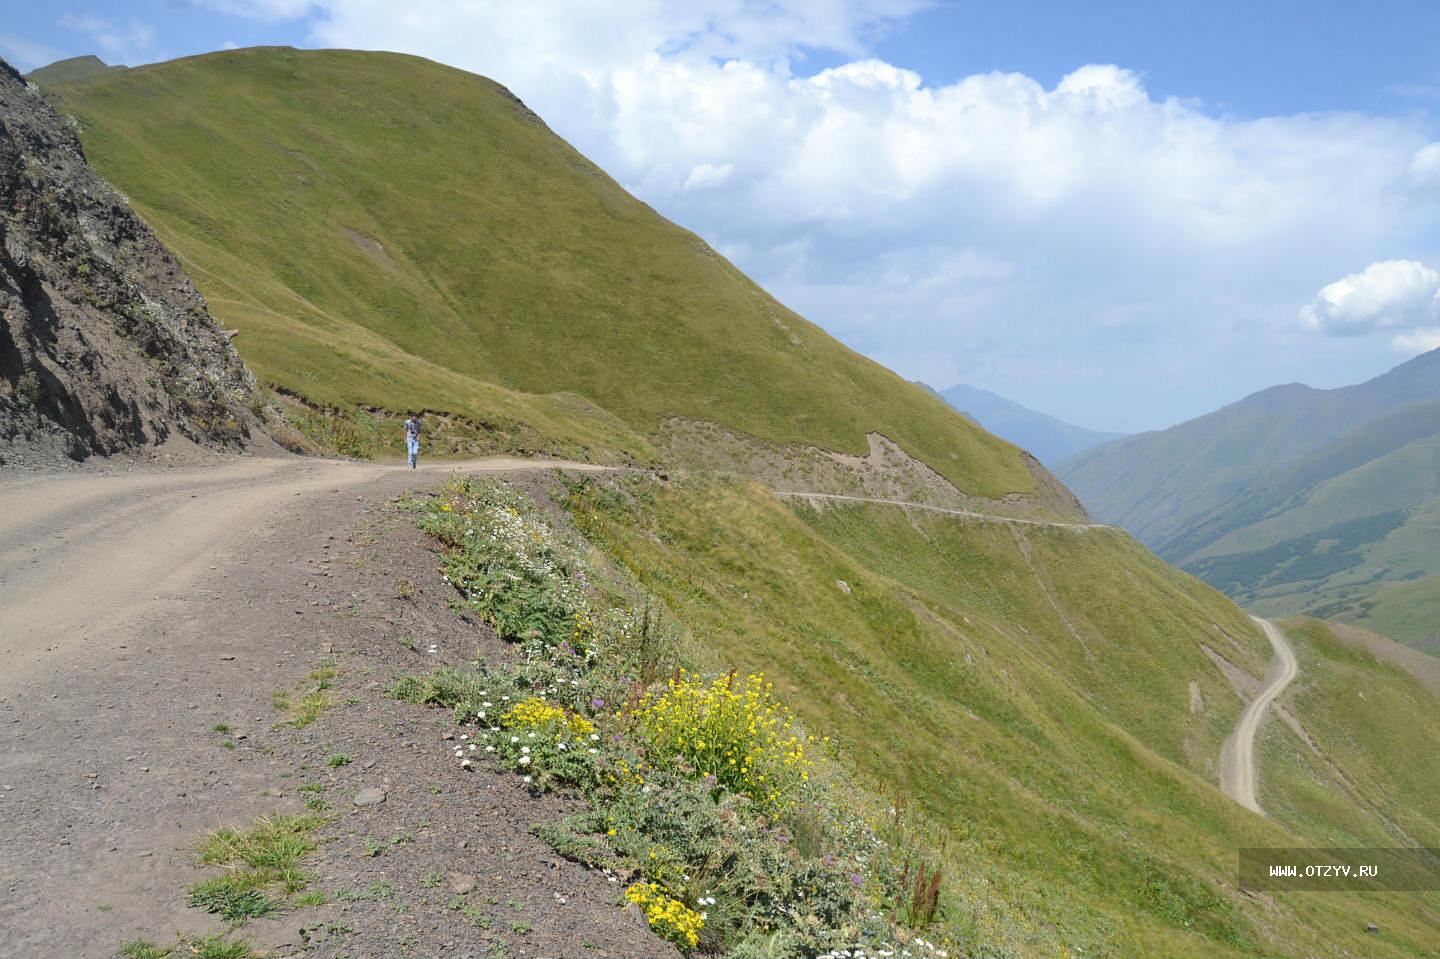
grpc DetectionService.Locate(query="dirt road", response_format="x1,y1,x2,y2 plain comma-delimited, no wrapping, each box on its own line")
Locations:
1219,617,1299,814
0,452,680,959
772,490,1110,529
0,454,604,688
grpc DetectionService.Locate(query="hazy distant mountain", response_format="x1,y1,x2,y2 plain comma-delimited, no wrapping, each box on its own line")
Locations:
1057,348,1440,651
931,383,1126,465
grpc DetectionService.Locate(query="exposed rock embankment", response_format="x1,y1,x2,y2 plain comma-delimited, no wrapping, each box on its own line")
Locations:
0,57,258,466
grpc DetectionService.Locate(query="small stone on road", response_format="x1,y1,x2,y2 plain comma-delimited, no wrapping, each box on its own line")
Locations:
353,787,386,806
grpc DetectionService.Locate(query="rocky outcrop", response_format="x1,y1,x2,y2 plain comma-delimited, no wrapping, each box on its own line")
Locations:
0,57,257,465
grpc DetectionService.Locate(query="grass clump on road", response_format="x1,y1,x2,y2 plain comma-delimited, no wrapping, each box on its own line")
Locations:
186,937,256,959
120,936,255,959
187,879,275,922
119,941,173,959
187,814,326,924
271,689,330,727
272,665,338,728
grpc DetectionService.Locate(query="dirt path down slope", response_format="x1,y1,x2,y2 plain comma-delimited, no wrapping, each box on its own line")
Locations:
1219,617,1299,815
0,453,679,959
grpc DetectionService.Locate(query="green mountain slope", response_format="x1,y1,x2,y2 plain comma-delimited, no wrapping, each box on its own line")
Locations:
1262,618,1440,846
38,46,1036,503
563,475,1440,957
1056,354,1440,647
1057,350,1440,548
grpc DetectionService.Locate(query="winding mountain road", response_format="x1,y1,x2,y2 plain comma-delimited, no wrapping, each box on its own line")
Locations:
0,458,1104,688
773,490,1111,529
1219,617,1299,814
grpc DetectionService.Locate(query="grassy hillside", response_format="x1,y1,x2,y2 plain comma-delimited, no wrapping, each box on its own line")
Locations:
36,44,1440,954
1333,573,1440,656
1057,355,1440,648
561,475,1440,957
1183,427,1440,647
1259,618,1440,849
39,46,1036,501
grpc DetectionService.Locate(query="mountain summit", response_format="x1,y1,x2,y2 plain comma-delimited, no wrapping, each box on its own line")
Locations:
931,381,1125,464
36,46,1063,512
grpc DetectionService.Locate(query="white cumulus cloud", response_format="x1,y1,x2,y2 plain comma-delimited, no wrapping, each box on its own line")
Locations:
683,162,735,191
1410,142,1440,186
1391,327,1440,355
1300,260,1440,336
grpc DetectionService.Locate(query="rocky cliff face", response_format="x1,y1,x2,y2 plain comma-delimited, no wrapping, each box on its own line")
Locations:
0,57,258,465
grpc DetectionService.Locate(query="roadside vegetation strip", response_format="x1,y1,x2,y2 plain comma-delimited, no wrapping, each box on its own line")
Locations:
393,476,962,958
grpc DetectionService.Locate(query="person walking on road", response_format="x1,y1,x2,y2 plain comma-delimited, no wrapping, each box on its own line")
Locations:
404,413,422,469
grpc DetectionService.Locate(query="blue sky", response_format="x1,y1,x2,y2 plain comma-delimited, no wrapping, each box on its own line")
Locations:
871,1,1440,116
7,1,1440,433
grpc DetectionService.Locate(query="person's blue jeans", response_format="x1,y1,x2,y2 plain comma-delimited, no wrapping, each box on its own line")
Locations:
407,437,419,468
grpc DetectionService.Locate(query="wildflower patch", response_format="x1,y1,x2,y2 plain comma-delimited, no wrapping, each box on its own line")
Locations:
502,696,596,739
632,670,817,813
398,477,956,957
625,881,705,948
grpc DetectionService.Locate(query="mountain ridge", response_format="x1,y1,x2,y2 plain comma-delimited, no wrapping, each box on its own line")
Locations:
25,54,126,89
1057,349,1440,649
929,381,1126,464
